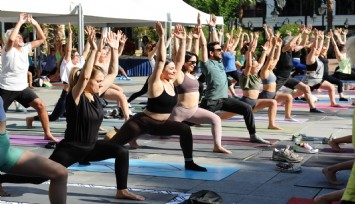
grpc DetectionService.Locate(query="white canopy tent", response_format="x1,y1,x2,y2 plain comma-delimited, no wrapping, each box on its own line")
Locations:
0,0,224,52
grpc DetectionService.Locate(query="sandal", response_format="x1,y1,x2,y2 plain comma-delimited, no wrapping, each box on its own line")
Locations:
44,141,57,149
275,162,302,173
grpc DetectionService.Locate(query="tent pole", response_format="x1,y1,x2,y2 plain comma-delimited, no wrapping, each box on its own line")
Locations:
78,4,84,54
1,22,4,40
33,29,37,72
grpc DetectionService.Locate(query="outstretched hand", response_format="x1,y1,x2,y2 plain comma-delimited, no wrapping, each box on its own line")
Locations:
27,14,39,26
207,14,216,27
18,13,28,24
88,28,97,50
174,24,186,40
107,30,120,50
155,22,164,37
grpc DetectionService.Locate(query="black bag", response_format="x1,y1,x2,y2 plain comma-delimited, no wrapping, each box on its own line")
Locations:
188,190,223,204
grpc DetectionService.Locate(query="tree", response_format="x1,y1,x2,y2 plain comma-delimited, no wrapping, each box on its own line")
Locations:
327,0,334,31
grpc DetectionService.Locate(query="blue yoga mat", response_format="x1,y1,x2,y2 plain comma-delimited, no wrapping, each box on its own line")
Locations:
68,159,239,181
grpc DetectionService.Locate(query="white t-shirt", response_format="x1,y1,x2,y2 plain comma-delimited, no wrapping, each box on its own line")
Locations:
0,43,32,91
60,56,85,83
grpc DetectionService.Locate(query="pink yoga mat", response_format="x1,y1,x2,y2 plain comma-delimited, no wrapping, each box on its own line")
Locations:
288,103,352,110
140,134,278,147
9,135,63,146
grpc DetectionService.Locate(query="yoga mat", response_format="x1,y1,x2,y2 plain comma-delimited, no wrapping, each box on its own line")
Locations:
69,159,240,181
227,115,309,123
9,134,63,146
294,173,348,190
302,155,354,167
291,103,352,110
317,98,353,104
286,197,340,204
0,183,177,204
139,134,278,147
7,123,66,133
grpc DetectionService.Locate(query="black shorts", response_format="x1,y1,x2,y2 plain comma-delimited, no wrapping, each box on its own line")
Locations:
0,87,39,111
276,76,300,91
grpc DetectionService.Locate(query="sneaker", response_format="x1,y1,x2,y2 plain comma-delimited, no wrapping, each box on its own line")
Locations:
275,162,302,173
124,77,132,81
310,108,324,113
292,143,319,154
272,146,303,163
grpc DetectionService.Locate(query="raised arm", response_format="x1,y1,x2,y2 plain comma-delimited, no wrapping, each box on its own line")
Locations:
5,13,27,51
192,25,200,55
263,24,271,41
208,14,219,43
81,26,92,59
118,31,126,57
148,22,166,89
186,31,193,52
321,31,331,55
306,29,319,65
199,24,208,63
100,30,121,94
63,22,73,63
330,30,343,61
27,14,46,49
174,25,187,82
71,28,97,105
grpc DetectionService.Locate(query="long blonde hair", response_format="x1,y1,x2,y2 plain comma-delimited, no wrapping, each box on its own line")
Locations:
68,65,105,91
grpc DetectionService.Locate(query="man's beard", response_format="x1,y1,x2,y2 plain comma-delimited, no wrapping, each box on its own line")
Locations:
213,55,222,61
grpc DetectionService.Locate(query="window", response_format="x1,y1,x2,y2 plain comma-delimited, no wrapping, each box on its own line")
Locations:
336,0,355,15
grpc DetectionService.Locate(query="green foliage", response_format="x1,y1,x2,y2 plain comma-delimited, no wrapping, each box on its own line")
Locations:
277,24,300,38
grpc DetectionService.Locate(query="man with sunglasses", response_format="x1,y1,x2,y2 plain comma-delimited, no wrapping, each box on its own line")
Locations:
198,23,269,144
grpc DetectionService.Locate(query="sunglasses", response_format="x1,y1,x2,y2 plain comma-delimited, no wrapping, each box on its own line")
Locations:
213,48,222,52
187,61,197,65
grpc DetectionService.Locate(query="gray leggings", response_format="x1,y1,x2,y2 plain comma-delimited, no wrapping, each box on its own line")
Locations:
169,105,222,145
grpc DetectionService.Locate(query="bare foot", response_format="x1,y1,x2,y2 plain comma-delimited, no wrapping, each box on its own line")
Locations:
268,125,283,130
99,127,106,131
129,139,140,149
328,140,342,152
331,104,342,107
0,185,10,197
213,145,232,154
26,117,34,129
322,167,343,185
116,189,145,201
44,133,58,142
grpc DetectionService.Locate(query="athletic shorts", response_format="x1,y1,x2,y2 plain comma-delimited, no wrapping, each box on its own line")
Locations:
0,87,39,111
0,132,24,172
276,76,300,91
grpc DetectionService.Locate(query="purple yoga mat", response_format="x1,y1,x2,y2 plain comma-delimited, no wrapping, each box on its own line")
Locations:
9,135,63,146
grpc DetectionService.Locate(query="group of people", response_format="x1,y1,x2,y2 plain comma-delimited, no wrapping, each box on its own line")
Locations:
0,12,355,204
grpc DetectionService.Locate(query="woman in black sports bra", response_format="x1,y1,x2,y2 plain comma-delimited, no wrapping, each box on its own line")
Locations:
110,22,207,172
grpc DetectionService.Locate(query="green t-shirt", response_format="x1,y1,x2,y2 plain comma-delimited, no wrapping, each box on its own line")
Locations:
200,60,228,100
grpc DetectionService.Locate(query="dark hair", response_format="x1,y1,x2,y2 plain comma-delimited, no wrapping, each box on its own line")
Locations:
240,43,250,55
164,57,173,68
207,42,220,55
338,44,345,52
182,51,199,74
71,50,79,58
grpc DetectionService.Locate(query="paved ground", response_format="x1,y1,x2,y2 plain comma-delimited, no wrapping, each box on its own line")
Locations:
1,62,354,204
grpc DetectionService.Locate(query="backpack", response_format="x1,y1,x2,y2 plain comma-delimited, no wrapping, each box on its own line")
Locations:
188,190,223,204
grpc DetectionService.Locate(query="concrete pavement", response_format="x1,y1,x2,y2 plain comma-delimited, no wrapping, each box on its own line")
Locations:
0,73,354,204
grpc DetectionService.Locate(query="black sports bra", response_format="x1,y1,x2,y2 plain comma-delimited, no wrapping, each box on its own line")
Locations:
146,86,177,114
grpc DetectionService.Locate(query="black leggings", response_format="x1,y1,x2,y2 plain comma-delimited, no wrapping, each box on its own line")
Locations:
127,77,149,103
110,112,193,159
200,98,256,135
323,74,344,94
333,71,355,80
0,140,129,190
34,89,67,121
